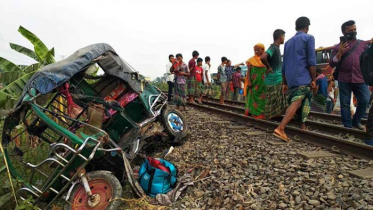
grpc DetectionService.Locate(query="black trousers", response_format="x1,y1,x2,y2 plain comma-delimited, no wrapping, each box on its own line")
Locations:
366,93,373,138
167,81,174,101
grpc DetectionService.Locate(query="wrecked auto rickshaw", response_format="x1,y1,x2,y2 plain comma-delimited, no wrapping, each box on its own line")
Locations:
2,43,188,209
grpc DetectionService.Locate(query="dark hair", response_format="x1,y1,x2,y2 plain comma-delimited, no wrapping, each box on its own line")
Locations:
197,58,203,63
205,56,211,62
295,16,311,31
221,57,227,62
227,60,231,63
341,20,355,33
192,51,199,57
236,67,241,71
176,53,183,58
168,54,174,59
273,29,286,41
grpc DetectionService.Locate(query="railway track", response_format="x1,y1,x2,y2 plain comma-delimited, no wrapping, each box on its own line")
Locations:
162,91,367,124
200,100,367,140
206,97,368,125
187,102,373,160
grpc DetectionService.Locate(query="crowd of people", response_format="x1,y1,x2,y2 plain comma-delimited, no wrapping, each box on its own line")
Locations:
165,16,373,144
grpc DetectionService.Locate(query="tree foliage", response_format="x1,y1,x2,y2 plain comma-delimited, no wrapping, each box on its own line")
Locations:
0,26,55,110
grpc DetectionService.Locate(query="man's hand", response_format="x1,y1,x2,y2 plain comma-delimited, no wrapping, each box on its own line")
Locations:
207,82,211,87
266,67,273,74
282,85,288,94
333,99,336,104
337,42,349,60
310,80,316,89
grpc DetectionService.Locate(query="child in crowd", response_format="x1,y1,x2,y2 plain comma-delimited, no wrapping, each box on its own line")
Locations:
203,56,212,100
195,58,204,104
326,80,336,114
232,67,242,101
311,69,328,112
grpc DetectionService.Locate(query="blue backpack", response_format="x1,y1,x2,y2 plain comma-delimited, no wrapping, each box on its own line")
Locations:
138,157,177,197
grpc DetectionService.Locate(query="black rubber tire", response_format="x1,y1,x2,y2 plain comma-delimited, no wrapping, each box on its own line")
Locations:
161,108,189,142
66,171,122,210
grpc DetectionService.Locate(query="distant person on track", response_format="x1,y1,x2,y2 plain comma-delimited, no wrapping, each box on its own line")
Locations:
244,43,267,119
166,54,175,103
217,57,228,104
203,56,213,101
195,58,204,104
261,29,287,119
329,20,371,130
225,60,244,100
326,80,337,114
311,69,328,112
187,51,199,104
274,17,317,142
171,53,190,111
232,67,243,101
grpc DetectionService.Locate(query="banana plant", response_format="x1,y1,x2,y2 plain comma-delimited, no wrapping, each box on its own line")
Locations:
0,26,55,110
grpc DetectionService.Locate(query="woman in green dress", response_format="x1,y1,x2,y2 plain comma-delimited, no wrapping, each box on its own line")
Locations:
244,43,267,119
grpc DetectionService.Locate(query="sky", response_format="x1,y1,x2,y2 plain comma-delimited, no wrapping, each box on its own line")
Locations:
1,0,373,80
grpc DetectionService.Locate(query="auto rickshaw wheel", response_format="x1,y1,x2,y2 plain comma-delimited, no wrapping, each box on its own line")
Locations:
161,108,189,142
67,171,122,210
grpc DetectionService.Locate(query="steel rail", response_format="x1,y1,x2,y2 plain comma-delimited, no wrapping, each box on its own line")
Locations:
188,102,373,160
162,91,367,124
205,97,368,124
201,101,367,140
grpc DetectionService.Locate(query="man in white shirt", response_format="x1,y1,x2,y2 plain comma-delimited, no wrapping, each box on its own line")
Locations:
166,54,175,102
203,56,212,100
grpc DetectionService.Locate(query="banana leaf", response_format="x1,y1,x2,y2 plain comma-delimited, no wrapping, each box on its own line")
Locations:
18,26,55,64
23,63,40,74
0,71,25,84
0,57,22,72
41,48,55,65
9,43,39,62
0,71,36,109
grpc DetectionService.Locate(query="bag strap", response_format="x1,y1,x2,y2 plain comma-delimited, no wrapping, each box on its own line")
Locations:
147,170,155,194
340,40,361,62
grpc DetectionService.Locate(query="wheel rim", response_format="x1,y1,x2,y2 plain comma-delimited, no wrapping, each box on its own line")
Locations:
71,178,113,210
167,112,184,132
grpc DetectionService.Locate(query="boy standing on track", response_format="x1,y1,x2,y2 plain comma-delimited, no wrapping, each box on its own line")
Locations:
195,58,204,104
232,67,243,101
166,54,175,103
203,56,212,101
218,57,228,104
261,29,287,119
224,60,244,100
187,51,199,104
171,54,190,111
274,17,317,142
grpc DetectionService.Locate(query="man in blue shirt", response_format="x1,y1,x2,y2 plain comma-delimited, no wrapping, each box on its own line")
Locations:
274,17,317,142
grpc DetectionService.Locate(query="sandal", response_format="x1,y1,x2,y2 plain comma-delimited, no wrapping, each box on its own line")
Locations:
273,129,292,143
